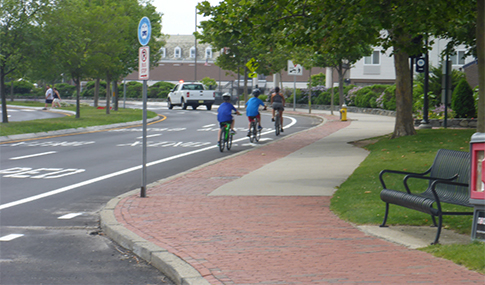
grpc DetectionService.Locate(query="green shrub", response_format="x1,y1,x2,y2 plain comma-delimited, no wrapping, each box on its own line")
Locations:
3,80,34,95
120,81,143,98
200,77,217,90
148,81,175,99
309,73,326,87
81,80,107,97
54,83,76,98
382,85,396,110
451,78,476,118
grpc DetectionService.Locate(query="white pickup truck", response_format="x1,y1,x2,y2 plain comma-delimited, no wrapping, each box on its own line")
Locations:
167,82,215,110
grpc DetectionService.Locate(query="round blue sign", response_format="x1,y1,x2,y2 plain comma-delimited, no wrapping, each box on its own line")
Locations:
138,17,151,46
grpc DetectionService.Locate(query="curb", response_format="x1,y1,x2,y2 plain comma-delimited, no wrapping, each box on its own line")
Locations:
100,190,210,285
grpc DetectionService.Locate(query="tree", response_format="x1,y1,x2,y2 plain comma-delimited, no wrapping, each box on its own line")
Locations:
225,0,479,138
0,0,50,123
452,78,476,118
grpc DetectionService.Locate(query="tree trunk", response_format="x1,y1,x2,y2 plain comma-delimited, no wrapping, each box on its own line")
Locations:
337,62,344,107
113,81,118,111
10,80,14,102
94,78,100,108
392,49,416,138
74,77,81,119
0,69,8,123
477,0,484,133
308,67,312,113
106,77,111,115
243,65,248,102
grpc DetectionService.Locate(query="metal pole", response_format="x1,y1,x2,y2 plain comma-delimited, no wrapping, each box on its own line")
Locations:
123,79,126,109
422,37,429,125
141,80,147,197
293,75,296,111
194,6,197,82
444,54,450,128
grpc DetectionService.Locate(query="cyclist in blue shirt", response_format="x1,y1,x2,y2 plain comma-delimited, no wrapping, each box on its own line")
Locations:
245,89,266,137
217,93,241,145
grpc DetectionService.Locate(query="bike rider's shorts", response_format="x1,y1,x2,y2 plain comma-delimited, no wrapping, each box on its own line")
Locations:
219,120,233,128
273,102,284,111
247,114,260,122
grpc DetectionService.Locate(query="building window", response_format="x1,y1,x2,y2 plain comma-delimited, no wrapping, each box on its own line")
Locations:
364,50,380,65
450,50,466,65
190,47,196,58
160,47,166,58
174,47,181,58
205,47,212,59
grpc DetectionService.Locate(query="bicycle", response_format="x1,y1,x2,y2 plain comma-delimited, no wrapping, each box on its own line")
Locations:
274,108,282,136
248,116,261,143
219,122,233,152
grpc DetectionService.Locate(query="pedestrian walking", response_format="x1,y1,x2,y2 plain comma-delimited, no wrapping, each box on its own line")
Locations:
43,85,53,110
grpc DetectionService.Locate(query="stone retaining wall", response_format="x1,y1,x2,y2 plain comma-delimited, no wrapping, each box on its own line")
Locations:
414,118,477,128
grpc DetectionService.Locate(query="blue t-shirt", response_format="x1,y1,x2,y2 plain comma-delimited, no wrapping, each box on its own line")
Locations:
245,97,265,117
217,102,237,122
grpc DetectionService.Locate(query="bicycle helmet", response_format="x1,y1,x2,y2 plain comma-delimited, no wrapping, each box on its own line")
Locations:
222,93,231,101
252,89,261,97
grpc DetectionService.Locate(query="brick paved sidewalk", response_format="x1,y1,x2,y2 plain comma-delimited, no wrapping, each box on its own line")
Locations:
115,114,484,284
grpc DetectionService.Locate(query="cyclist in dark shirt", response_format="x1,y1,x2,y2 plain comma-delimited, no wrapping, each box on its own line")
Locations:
270,87,285,132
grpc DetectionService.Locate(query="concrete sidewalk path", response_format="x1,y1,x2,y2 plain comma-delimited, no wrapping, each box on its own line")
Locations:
102,110,482,285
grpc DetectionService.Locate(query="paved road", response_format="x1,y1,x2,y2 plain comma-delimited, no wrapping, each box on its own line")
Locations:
0,103,319,284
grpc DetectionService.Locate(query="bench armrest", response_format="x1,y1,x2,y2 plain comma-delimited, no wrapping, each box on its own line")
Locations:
402,173,458,194
428,179,469,207
379,168,431,189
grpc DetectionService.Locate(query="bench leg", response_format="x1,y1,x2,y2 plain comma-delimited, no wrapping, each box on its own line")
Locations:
380,203,389,228
430,215,438,227
432,215,443,245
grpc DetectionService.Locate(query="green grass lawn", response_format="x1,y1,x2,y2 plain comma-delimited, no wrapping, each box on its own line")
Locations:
331,128,485,274
1,101,158,137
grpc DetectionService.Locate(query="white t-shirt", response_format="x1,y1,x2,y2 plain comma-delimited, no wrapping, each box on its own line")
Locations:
45,88,53,100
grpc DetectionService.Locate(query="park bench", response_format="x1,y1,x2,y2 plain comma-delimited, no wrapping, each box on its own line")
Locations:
379,149,473,244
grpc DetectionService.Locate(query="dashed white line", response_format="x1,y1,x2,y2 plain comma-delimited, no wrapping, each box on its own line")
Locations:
137,134,162,139
0,234,24,242
10,151,57,160
58,213,83,220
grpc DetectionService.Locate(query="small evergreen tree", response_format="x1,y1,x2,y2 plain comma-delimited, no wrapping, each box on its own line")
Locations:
451,79,476,118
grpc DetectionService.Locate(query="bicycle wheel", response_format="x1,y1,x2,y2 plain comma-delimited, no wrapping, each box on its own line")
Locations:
219,127,225,152
227,131,233,150
275,112,280,136
256,126,261,141
253,121,260,142
249,121,256,143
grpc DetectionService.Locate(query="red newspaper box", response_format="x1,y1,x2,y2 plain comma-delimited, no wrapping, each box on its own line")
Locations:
470,132,485,241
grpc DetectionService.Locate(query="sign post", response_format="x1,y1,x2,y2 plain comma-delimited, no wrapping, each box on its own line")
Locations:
288,60,303,111
138,17,151,198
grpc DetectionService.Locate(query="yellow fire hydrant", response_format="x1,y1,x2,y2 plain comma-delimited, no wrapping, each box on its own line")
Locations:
340,104,348,121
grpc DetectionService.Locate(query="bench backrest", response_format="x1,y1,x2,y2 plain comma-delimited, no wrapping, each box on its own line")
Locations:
426,149,471,206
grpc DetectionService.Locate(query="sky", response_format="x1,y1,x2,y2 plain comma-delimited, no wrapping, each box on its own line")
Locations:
152,0,222,35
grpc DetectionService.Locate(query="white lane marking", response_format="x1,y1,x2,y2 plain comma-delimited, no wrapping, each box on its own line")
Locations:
0,234,24,242
58,213,83,220
0,116,297,211
202,124,216,128
10,151,57,160
137,134,162,139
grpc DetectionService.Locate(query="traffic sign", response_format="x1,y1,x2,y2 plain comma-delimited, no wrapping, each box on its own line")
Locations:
416,56,426,73
288,60,303,76
138,17,151,46
246,58,259,73
139,46,150,80
248,72,257,78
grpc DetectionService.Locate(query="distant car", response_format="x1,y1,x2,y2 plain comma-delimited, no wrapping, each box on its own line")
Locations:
167,82,215,110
